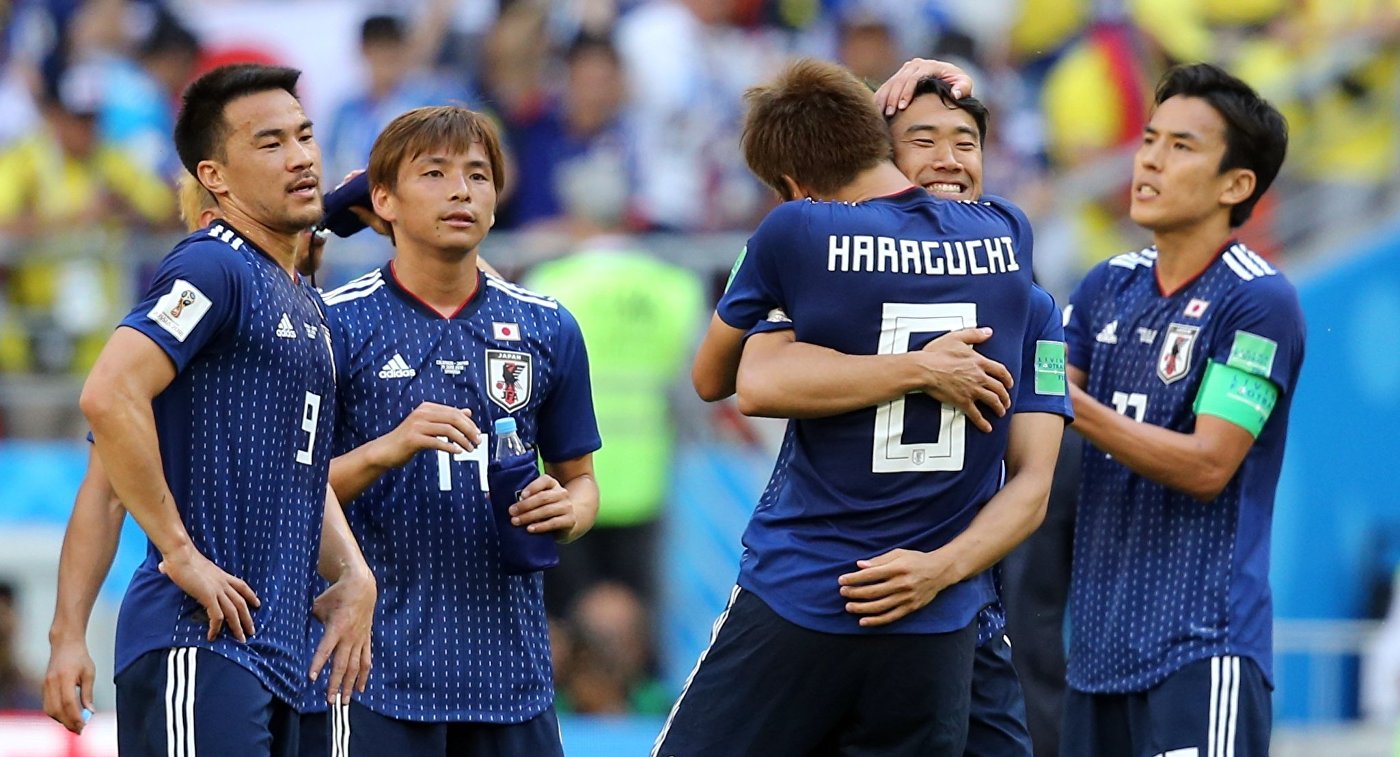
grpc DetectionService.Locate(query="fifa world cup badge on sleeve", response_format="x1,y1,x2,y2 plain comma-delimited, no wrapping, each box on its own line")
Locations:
148,279,212,342
486,349,533,412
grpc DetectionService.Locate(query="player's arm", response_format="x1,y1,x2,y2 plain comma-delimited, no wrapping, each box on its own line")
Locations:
734,326,1013,432
1068,365,1256,501
80,327,260,642
839,411,1064,626
692,313,746,401
43,446,123,734
328,402,482,504
512,454,599,544
308,484,376,702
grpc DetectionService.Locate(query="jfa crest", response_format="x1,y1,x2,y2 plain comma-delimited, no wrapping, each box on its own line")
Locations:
486,349,533,412
1157,323,1199,384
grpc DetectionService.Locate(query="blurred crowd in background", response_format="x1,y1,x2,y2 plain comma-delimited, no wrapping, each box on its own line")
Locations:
2,0,1400,728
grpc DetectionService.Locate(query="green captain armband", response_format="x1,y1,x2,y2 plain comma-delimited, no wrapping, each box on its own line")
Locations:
724,246,748,292
1192,360,1280,438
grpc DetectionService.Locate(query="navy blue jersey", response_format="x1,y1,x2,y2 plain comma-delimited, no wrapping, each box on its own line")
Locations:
1064,242,1305,693
113,222,336,706
320,264,600,722
976,284,1073,646
718,188,1036,634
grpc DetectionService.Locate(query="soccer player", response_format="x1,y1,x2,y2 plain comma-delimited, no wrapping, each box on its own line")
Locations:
1060,63,1300,757
317,105,600,754
693,70,1069,757
654,58,1042,756
75,64,376,756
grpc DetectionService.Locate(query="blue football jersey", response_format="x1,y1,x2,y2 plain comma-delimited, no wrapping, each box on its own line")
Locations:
113,222,336,706
320,264,601,722
1064,242,1305,693
975,284,1074,646
718,188,1037,634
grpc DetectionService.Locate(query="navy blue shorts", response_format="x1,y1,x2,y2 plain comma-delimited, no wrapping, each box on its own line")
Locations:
300,712,328,757
116,647,301,757
653,587,977,757
966,632,1033,757
1061,655,1271,757
318,699,563,757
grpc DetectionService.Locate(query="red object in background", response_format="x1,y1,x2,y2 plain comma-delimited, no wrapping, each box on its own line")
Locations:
194,46,287,78
1235,193,1281,259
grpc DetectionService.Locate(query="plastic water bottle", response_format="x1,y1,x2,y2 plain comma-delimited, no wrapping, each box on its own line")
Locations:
494,417,527,459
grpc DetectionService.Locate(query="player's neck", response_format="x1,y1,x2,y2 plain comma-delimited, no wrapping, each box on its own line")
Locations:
1150,216,1233,294
218,206,302,278
391,242,481,317
827,162,917,203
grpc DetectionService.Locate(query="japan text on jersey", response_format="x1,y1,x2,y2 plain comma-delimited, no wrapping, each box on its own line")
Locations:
1064,241,1305,693
114,222,337,707
318,265,600,722
718,190,1039,636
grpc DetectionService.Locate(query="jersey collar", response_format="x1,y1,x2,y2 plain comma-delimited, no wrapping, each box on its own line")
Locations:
383,261,488,321
1154,238,1238,298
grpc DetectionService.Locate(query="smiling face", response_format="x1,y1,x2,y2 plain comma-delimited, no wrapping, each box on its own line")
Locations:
890,94,983,201
1130,94,1254,234
372,140,498,256
201,88,323,233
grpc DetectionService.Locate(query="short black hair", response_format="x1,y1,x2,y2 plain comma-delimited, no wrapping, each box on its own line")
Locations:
360,15,405,47
1155,63,1288,228
900,76,989,143
173,63,302,177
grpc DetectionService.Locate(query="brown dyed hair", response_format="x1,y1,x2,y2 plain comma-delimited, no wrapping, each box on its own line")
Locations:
368,105,507,194
741,58,891,200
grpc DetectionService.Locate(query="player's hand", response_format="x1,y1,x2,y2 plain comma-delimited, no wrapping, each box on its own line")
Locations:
509,475,586,543
370,402,481,470
43,635,95,734
158,546,260,642
873,58,975,117
838,548,955,627
310,568,376,703
913,327,1013,433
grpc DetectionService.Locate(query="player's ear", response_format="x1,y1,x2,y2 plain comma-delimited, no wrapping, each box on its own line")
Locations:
371,183,398,224
489,212,496,228
779,175,805,201
1218,167,1255,210
196,160,227,199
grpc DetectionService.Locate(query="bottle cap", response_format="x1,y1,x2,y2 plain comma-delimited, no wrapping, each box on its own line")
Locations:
493,417,517,435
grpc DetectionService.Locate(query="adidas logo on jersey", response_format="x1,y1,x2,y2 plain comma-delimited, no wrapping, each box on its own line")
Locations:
378,354,416,379
275,313,297,339
1096,320,1119,345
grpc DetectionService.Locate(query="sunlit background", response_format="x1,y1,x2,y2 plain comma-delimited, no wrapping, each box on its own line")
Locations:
0,0,1398,754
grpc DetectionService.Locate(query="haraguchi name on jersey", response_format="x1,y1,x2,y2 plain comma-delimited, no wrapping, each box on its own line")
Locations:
827,234,1021,276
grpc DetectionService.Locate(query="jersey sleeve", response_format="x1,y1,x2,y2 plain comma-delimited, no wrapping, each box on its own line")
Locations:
715,202,803,331
117,239,244,373
980,194,1034,272
1015,286,1073,418
536,305,603,463
1065,261,1112,372
1205,276,1306,395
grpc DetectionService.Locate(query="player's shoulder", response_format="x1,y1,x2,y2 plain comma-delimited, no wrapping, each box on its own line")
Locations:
484,273,561,313
972,193,1031,226
165,222,254,269
320,267,388,310
1215,243,1302,318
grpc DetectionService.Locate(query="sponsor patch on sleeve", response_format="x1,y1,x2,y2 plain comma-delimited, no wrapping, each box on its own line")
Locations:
1226,330,1277,377
147,279,212,342
1034,340,1067,396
